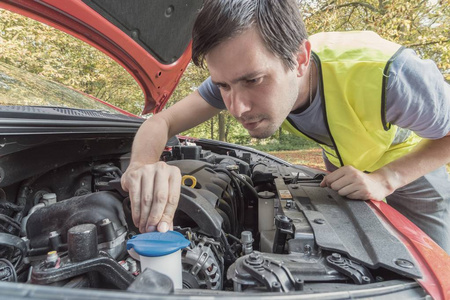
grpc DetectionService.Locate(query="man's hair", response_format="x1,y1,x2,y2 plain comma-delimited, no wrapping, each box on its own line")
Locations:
192,0,307,70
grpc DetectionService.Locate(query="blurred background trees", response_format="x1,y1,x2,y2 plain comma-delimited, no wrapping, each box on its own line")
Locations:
1,0,448,149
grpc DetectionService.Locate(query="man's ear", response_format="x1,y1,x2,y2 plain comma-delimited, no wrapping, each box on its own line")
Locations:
296,40,311,77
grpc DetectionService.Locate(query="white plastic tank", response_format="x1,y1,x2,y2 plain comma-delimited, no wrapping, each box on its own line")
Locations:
126,231,190,289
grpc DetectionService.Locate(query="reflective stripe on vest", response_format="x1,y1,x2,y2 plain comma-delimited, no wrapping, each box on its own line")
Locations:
282,31,422,172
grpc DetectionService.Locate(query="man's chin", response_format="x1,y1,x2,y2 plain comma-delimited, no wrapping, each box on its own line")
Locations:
247,126,277,139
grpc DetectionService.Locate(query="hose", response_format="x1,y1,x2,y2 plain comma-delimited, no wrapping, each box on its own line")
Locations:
214,168,245,231
230,171,259,202
0,232,27,268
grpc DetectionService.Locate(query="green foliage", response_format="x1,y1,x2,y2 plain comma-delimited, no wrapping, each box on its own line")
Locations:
247,132,318,152
0,9,144,115
1,1,448,149
169,63,250,144
302,0,449,80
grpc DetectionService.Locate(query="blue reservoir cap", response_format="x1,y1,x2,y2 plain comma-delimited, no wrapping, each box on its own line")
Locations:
126,231,190,257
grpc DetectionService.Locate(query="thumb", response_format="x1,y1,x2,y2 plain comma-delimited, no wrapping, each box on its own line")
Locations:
120,176,129,192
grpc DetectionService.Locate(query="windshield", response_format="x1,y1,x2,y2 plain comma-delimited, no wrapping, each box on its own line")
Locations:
0,8,144,115
0,61,119,114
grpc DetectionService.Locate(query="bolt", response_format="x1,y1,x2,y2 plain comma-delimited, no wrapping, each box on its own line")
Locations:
314,218,325,224
395,259,414,269
332,253,341,259
165,5,174,17
304,244,312,255
249,253,259,261
331,253,343,261
247,252,263,265
362,276,371,283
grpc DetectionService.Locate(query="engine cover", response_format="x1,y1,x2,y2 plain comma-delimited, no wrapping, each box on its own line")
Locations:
26,191,127,253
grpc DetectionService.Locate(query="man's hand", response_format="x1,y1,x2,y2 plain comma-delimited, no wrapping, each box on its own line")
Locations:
319,165,394,201
121,162,182,233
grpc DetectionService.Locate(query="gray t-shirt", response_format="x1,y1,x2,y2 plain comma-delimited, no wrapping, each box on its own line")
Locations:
198,49,450,146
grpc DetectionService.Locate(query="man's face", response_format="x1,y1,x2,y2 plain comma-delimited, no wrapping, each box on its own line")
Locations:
205,27,307,138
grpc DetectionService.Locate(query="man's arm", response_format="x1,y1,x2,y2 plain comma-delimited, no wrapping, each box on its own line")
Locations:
121,90,221,233
320,132,450,200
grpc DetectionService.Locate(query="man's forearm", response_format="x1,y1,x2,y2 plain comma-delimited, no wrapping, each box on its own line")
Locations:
129,115,172,168
120,91,221,232
321,134,450,201
373,134,450,194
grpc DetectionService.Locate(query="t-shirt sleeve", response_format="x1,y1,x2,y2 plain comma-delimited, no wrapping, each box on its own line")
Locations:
386,49,450,139
197,77,227,110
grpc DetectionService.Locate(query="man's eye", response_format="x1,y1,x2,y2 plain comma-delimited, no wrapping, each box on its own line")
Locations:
216,83,230,90
246,77,262,85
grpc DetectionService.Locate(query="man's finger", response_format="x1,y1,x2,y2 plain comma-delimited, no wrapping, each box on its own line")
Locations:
127,175,142,228
321,169,346,188
139,172,155,232
335,182,359,197
146,170,170,231
330,175,354,191
120,176,129,192
157,172,181,232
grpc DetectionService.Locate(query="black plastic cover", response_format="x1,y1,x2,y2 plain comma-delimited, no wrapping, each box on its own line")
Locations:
294,186,422,279
82,0,204,64
26,191,127,250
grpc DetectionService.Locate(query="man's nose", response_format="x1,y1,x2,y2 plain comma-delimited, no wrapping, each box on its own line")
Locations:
227,90,251,118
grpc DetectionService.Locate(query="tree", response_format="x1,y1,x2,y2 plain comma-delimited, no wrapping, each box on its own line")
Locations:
1,1,448,146
0,9,144,115
302,0,449,79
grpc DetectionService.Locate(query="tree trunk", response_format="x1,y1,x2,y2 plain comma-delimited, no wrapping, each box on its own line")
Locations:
210,118,214,140
218,113,225,141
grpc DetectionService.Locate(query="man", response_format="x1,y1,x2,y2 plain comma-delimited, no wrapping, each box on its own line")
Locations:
121,0,450,252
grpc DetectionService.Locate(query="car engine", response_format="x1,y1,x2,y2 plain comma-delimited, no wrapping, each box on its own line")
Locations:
0,136,421,295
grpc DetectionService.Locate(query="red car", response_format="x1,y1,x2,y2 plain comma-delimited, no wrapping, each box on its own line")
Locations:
0,1,449,299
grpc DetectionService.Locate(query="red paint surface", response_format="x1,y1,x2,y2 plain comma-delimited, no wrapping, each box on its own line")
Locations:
369,200,450,300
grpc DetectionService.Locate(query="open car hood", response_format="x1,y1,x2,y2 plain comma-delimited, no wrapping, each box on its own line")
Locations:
0,0,203,114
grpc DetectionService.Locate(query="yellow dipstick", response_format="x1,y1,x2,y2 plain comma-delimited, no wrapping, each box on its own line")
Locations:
181,175,197,188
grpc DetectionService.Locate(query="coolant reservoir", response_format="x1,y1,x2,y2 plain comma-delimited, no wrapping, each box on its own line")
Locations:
126,231,190,289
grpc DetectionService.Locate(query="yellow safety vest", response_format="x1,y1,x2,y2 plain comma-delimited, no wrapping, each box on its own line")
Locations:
282,31,422,172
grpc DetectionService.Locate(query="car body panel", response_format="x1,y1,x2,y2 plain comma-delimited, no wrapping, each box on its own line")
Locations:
369,201,450,299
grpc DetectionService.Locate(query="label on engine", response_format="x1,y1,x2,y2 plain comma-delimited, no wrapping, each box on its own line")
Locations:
279,189,293,200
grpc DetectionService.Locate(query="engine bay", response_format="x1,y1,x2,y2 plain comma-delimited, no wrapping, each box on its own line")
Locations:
0,135,422,296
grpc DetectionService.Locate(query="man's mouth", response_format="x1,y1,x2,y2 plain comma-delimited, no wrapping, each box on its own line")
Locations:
242,119,263,130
